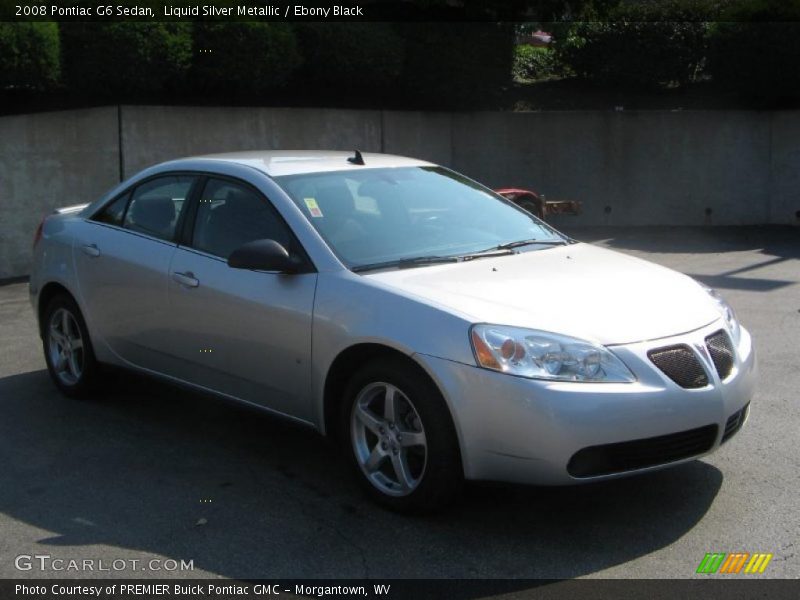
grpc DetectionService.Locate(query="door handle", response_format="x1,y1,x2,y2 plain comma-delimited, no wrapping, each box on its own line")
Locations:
172,271,199,288
81,243,100,257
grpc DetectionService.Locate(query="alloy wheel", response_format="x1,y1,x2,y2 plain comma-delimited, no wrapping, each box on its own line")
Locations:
47,307,84,386
350,382,428,497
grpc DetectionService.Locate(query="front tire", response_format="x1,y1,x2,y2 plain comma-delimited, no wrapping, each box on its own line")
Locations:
341,357,463,513
42,293,100,398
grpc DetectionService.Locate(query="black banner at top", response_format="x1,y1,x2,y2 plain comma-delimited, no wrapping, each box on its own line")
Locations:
3,0,798,23
1,0,518,22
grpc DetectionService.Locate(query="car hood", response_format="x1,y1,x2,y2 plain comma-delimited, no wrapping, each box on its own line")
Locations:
362,243,720,345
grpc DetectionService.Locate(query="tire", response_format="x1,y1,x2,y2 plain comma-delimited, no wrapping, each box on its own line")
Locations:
340,357,463,513
42,293,101,398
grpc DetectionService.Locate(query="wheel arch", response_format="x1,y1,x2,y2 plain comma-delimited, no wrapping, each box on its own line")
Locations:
37,281,76,339
321,343,461,451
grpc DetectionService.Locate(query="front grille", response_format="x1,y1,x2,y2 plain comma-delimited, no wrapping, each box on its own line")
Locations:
648,345,708,389
706,330,734,380
722,403,749,444
567,424,718,478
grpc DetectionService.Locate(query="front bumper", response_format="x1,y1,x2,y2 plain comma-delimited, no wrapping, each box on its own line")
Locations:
418,320,756,485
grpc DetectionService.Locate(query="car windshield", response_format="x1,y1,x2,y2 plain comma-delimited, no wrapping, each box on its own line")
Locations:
274,166,567,270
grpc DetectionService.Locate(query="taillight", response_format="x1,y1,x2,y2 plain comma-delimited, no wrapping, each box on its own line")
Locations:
33,217,46,249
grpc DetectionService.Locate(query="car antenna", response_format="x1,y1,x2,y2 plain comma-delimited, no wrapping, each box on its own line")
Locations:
347,150,365,165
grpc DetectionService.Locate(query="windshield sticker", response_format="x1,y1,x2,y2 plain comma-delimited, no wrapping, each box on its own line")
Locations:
304,197,323,218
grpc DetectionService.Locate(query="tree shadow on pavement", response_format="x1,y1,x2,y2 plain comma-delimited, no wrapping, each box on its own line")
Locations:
0,368,722,583
560,225,799,292
561,225,800,258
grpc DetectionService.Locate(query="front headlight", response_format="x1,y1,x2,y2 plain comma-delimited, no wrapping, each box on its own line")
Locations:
470,324,636,383
702,285,741,345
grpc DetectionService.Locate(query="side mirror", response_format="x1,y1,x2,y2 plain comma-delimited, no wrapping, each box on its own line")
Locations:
227,239,300,273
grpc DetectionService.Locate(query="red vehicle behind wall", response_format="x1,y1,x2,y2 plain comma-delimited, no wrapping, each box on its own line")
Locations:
495,188,582,221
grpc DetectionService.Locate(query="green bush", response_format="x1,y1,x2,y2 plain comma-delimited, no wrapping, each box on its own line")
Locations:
294,23,404,94
0,23,60,90
512,45,559,82
60,23,192,97
192,23,302,96
707,1,800,104
558,1,713,88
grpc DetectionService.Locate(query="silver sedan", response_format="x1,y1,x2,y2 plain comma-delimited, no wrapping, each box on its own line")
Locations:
29,151,756,512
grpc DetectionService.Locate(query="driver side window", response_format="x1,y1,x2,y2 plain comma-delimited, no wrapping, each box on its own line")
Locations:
191,178,292,260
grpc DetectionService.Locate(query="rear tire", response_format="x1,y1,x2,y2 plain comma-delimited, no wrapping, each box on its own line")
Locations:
340,357,463,513
42,293,100,398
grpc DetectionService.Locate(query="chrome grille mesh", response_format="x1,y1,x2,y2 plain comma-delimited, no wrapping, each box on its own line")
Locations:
706,330,734,380
648,345,709,389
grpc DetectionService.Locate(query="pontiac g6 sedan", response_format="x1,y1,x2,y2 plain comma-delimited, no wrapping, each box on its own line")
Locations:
30,151,755,512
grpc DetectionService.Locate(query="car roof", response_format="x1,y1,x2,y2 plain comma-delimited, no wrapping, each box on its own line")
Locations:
164,150,435,177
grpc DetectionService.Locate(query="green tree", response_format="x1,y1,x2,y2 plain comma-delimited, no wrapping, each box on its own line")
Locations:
295,23,404,95
0,22,60,90
60,22,192,97
708,0,800,104
398,23,515,108
192,22,302,97
557,1,718,88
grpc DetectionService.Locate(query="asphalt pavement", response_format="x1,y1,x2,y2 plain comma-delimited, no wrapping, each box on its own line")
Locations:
0,226,798,581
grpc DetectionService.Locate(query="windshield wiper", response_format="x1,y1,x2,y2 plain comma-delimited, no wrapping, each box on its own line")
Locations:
352,255,460,273
460,248,516,260
491,238,569,251
352,241,558,272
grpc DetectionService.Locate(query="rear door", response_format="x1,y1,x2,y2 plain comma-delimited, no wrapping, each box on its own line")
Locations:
164,176,317,421
74,174,198,371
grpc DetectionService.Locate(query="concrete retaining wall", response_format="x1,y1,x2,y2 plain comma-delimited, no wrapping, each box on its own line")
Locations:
452,111,775,228
120,106,383,178
1,106,798,278
0,107,121,280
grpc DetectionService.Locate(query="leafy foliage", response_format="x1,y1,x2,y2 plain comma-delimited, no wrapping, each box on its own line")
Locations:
294,23,404,94
3,3,800,111
512,45,559,82
707,0,800,104
557,1,716,88
192,23,302,95
0,23,60,90
60,23,192,96
397,23,515,108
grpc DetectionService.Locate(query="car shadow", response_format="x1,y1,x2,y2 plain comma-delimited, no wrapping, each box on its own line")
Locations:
0,368,722,583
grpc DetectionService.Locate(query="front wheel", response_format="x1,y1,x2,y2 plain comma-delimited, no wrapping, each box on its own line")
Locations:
341,358,462,513
42,293,100,398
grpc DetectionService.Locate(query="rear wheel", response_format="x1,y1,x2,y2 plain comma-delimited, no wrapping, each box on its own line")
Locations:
42,293,100,398
341,357,462,513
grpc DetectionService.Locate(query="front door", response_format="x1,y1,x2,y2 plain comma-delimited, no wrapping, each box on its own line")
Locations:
165,176,317,421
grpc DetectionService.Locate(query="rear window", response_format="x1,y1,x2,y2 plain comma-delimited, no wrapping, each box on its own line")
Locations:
92,193,129,227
